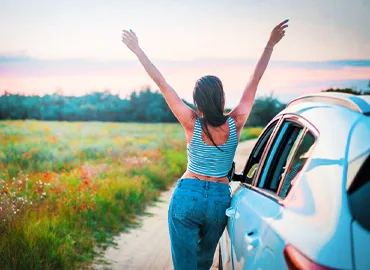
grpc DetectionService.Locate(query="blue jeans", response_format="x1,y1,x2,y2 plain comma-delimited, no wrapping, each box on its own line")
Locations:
168,178,231,270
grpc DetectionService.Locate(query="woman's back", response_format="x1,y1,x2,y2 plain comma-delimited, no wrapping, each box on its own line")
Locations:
186,116,238,178
198,117,232,146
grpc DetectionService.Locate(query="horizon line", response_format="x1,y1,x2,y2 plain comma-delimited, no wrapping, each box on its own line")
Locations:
1,55,370,66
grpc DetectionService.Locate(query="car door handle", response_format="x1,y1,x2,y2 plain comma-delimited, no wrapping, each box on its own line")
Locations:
244,230,259,251
225,207,236,218
225,207,239,219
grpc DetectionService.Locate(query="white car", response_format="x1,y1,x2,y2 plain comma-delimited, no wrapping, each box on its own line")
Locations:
220,92,370,270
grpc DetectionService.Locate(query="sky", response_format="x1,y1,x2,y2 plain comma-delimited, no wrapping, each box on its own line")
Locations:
0,0,369,106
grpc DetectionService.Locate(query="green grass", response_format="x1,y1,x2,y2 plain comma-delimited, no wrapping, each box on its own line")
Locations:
0,120,186,269
0,120,260,269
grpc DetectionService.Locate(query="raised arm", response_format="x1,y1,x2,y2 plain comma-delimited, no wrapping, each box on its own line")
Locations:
122,30,194,128
231,19,289,128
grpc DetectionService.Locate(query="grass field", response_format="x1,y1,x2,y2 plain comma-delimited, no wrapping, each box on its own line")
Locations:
0,120,262,269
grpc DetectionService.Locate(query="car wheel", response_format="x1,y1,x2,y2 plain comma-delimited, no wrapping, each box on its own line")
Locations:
218,244,223,270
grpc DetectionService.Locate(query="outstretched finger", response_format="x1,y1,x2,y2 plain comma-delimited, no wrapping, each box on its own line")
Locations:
122,30,133,37
131,31,137,38
122,33,131,40
122,35,130,43
277,19,289,28
281,24,289,29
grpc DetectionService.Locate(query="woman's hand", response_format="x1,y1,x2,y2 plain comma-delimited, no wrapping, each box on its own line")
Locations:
267,19,289,48
122,29,141,54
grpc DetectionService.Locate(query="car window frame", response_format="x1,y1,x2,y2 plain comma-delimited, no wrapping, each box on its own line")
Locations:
243,113,319,205
241,116,283,183
257,121,293,189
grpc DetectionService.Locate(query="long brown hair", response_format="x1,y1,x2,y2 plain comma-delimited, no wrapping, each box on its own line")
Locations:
193,75,228,150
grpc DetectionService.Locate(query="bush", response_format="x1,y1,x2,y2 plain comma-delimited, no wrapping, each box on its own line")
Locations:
240,127,263,142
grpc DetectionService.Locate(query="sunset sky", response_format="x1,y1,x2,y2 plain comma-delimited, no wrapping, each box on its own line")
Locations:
1,0,369,106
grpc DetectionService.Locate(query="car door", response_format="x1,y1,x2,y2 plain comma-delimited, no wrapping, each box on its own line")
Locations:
347,152,370,270
229,116,316,270
223,118,281,269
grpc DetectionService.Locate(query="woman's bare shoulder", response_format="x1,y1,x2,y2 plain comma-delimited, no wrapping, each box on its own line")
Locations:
227,112,244,130
183,111,197,130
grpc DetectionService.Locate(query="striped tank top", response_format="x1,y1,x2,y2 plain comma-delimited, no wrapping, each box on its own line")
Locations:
186,116,239,177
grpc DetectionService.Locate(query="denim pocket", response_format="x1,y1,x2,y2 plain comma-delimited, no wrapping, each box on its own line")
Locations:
214,199,231,223
171,195,198,219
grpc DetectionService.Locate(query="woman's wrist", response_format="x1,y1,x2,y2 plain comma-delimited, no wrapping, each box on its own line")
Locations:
265,41,275,50
132,46,143,56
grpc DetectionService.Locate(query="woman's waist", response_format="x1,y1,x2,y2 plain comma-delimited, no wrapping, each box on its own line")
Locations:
182,170,229,185
176,175,231,197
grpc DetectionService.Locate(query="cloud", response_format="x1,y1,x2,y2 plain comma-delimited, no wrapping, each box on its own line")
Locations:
1,56,370,77
1,56,369,105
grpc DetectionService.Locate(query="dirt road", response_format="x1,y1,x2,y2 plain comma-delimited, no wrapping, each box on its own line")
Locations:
93,139,257,270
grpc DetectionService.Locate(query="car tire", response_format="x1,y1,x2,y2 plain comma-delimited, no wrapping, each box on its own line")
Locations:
218,244,223,270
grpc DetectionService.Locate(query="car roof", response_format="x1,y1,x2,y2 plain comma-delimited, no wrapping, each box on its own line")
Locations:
286,92,370,115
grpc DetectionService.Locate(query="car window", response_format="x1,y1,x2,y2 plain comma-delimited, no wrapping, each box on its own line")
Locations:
257,120,315,199
278,131,315,198
242,120,279,183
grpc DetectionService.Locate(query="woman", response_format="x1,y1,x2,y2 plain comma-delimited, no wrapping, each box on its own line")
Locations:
122,19,288,270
